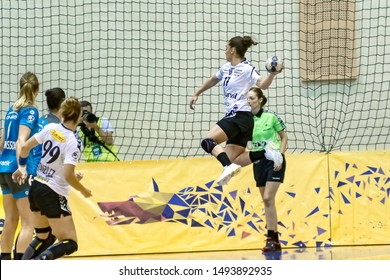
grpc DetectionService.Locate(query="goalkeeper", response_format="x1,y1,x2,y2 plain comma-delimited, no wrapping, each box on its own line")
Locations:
234,87,288,253
189,35,283,185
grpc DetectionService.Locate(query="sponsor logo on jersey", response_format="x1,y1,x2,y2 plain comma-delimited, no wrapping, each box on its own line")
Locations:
6,113,18,120
50,129,66,142
0,161,11,166
35,175,50,184
3,141,16,150
224,92,238,99
72,151,80,160
233,69,243,76
27,115,35,123
252,141,267,148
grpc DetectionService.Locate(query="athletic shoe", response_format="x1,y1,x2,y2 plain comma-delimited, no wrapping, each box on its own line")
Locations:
264,141,283,167
262,237,282,252
216,163,242,185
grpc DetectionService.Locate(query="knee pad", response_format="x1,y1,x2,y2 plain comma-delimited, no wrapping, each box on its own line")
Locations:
201,138,217,154
22,227,56,260
32,233,56,259
35,226,52,234
63,239,78,255
35,239,78,260
23,237,44,260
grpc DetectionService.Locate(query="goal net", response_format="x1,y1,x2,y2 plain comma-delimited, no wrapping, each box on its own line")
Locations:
1,0,389,160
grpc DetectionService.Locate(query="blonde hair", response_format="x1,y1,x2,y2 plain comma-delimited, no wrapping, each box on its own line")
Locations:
61,96,82,124
13,72,40,112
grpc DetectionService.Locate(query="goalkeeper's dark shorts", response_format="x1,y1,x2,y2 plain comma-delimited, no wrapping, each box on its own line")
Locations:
29,179,72,218
253,154,286,187
217,111,254,148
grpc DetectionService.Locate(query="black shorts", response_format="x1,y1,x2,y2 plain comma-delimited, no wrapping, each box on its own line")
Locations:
29,180,72,218
217,111,254,147
253,154,286,187
0,173,30,199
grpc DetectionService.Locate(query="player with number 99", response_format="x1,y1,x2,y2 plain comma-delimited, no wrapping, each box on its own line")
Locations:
12,97,92,260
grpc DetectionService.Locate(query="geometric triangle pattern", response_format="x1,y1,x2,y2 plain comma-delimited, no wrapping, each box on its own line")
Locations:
97,179,264,239
333,162,389,208
92,158,389,248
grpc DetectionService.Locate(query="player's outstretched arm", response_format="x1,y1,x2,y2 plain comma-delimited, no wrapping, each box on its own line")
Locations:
189,75,220,110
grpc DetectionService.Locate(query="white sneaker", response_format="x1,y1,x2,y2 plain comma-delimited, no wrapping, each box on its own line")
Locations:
216,163,242,185
265,141,283,167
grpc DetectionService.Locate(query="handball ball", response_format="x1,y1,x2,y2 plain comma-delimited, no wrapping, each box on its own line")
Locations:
265,56,284,74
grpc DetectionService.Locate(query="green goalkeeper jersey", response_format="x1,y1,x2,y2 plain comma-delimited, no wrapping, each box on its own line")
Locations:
251,109,286,152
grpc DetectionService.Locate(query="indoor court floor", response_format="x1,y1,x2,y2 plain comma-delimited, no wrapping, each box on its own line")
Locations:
69,245,390,260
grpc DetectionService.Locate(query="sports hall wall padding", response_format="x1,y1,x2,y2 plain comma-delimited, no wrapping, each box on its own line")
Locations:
0,150,389,256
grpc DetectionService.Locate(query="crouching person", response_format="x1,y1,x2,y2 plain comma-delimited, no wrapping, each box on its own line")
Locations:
12,97,92,260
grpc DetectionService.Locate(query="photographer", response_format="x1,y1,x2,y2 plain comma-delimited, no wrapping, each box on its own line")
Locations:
78,101,119,162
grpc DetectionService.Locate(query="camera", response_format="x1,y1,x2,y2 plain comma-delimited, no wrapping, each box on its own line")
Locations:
79,110,99,143
78,120,99,143
82,110,98,123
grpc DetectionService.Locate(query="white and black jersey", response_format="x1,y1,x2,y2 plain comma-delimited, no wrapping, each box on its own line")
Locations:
33,123,81,198
216,58,261,118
